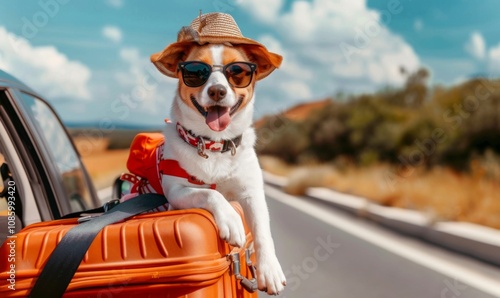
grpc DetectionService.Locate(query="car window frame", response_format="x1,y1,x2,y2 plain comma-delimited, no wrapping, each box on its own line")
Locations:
0,87,99,219
0,88,55,221
16,91,99,213
0,118,42,227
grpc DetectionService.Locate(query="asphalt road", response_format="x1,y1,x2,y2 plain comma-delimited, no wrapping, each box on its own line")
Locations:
259,186,500,298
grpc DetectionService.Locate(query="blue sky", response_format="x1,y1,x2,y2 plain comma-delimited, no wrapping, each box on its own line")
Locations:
0,0,498,127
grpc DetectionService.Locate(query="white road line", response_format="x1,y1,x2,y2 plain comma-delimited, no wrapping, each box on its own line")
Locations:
266,185,500,298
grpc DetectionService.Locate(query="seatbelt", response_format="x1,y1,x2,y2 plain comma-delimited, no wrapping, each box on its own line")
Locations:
29,193,168,298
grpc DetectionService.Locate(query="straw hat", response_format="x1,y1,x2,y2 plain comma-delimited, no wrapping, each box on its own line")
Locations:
151,12,282,80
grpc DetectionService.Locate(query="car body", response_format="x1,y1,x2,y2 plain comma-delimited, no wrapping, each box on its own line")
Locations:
0,69,100,245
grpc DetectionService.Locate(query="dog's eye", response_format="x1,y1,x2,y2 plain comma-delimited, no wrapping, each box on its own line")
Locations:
228,65,244,75
223,62,255,88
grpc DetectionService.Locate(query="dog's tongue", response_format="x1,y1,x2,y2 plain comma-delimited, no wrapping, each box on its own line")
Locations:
206,106,231,131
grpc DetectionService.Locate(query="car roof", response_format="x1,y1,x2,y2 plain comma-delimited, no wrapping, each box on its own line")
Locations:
0,69,37,94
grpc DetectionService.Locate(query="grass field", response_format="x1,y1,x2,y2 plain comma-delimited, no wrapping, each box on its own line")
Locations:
74,137,129,190
259,155,500,230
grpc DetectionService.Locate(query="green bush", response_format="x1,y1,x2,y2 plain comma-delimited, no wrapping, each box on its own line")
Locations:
256,115,309,163
255,70,500,173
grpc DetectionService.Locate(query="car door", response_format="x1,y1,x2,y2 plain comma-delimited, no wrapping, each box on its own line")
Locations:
0,85,99,245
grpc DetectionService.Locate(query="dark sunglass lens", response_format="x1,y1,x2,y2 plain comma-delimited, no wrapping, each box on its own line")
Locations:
225,63,254,87
183,63,210,87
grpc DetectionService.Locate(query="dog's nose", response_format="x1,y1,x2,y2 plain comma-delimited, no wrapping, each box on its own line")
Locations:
207,84,227,101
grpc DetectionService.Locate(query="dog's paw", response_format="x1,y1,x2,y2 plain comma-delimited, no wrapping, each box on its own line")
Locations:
214,209,246,247
256,255,286,295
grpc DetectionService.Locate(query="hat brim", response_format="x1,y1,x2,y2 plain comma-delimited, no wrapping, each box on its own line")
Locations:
150,42,193,78
151,38,282,79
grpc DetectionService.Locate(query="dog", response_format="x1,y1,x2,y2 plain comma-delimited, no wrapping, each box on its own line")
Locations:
150,13,286,295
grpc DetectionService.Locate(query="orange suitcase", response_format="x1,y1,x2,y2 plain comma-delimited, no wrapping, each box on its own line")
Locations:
0,200,258,297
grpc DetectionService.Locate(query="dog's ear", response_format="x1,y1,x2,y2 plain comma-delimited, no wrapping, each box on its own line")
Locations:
151,42,192,78
243,45,283,80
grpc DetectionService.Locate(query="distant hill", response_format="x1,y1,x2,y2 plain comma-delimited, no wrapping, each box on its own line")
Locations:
67,122,163,150
281,99,331,121
255,99,331,128
65,121,163,131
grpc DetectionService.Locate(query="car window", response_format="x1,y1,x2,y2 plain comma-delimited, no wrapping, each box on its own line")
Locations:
17,92,93,213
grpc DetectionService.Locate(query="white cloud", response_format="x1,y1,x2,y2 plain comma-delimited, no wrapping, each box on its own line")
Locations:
465,31,486,60
414,19,423,32
106,0,123,8
488,43,500,73
114,47,177,117
102,25,123,43
236,0,284,24
0,26,91,100
264,36,314,105
236,0,420,110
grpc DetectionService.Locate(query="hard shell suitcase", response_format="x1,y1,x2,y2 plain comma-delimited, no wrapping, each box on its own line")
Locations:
0,202,258,297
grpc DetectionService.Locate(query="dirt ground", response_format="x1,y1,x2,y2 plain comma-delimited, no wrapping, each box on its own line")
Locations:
259,155,500,230
74,136,130,190
81,149,129,190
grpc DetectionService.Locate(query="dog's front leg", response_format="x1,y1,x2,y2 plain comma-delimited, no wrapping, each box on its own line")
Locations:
229,169,286,295
164,181,247,248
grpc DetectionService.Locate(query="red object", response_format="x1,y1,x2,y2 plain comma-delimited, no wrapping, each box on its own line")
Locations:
126,132,165,194
125,133,216,194
159,159,216,189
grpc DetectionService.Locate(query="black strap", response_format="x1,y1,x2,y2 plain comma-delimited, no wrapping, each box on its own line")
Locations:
60,198,121,219
29,193,167,298
60,205,105,219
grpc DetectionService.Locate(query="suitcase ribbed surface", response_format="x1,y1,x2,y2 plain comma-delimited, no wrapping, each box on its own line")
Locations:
0,204,257,297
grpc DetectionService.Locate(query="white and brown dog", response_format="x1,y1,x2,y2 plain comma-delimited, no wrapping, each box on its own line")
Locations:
150,13,286,294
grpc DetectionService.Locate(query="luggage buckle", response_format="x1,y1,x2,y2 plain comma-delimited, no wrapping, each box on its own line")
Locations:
103,199,120,212
229,248,258,293
77,214,102,223
77,199,120,223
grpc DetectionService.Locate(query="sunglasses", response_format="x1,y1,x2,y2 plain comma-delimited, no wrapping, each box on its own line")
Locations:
178,61,257,88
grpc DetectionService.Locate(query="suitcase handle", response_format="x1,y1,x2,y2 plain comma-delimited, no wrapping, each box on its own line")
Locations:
229,249,258,293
